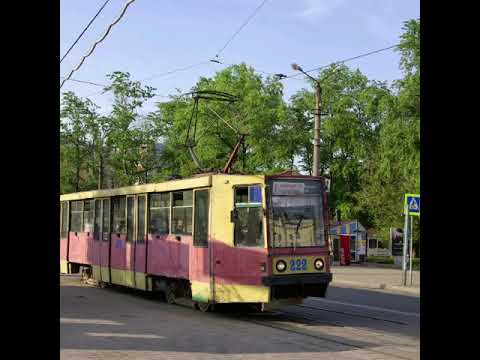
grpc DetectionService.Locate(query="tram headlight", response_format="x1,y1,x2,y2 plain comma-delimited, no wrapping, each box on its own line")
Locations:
276,260,287,272
314,258,325,271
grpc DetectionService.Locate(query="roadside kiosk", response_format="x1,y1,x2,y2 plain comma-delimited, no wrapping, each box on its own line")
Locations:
329,220,368,265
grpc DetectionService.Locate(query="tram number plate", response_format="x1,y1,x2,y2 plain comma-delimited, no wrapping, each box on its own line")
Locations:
289,258,308,272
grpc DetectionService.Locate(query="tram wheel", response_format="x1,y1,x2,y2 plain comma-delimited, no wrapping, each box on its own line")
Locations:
80,267,91,284
165,283,176,304
195,301,211,312
98,281,108,289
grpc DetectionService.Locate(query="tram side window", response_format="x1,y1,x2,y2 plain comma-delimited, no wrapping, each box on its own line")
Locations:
102,199,111,241
83,200,94,233
149,193,170,234
172,191,193,235
193,190,209,247
94,200,102,241
112,197,126,234
60,202,69,238
70,201,83,233
234,185,263,247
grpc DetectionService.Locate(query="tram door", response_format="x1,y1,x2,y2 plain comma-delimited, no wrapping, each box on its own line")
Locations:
125,196,136,287
135,195,147,290
100,198,111,283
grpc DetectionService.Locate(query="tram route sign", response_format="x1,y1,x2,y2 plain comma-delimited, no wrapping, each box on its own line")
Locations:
405,194,420,217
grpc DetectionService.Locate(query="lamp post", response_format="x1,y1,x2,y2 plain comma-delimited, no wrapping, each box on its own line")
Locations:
291,63,322,177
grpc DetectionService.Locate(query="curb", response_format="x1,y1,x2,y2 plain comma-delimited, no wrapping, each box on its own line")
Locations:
332,280,420,296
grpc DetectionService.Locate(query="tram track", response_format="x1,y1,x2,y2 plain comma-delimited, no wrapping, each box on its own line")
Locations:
241,313,417,360
294,303,409,325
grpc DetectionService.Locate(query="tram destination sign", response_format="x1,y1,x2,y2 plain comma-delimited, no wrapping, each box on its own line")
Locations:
405,194,420,217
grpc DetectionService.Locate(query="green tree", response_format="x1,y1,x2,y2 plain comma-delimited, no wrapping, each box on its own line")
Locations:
356,19,420,245
60,92,100,193
102,71,158,187
151,64,289,177
286,65,392,226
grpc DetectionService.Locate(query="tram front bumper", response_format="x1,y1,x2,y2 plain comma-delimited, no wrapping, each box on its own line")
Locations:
261,272,332,286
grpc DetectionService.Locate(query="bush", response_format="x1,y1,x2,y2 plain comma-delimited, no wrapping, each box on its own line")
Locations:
367,256,394,264
367,256,420,270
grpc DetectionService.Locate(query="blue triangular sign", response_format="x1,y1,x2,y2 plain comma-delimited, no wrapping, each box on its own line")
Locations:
409,198,419,211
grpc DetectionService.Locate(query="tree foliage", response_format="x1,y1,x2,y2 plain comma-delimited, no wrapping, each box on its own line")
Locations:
60,19,420,247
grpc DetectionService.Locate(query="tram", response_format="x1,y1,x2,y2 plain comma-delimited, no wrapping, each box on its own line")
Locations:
60,172,332,311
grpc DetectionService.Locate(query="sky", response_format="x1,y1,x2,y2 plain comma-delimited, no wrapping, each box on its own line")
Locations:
60,0,419,115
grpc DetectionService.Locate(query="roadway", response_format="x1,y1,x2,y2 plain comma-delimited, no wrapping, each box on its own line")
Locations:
60,275,419,360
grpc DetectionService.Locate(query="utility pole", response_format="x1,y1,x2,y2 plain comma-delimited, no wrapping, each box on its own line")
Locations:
313,83,322,176
292,63,322,176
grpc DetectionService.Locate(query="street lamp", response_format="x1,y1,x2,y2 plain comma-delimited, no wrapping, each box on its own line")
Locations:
291,63,322,177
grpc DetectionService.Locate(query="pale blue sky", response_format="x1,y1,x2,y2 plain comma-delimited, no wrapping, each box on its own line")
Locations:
60,0,419,114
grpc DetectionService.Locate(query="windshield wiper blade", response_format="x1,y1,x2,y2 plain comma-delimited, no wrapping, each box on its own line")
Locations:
295,215,304,234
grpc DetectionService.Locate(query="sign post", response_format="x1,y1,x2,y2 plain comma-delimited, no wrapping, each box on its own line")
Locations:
404,194,420,286
402,204,409,286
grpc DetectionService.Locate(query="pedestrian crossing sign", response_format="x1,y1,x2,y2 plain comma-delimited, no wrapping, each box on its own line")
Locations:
405,194,420,216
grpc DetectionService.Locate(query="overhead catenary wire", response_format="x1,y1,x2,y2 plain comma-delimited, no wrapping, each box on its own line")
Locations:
214,0,269,59
82,61,210,98
283,44,400,79
64,43,401,101
60,76,107,87
60,0,137,89
60,0,112,64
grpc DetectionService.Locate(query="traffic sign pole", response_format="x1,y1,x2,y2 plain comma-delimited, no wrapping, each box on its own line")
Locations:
409,215,413,286
402,203,409,286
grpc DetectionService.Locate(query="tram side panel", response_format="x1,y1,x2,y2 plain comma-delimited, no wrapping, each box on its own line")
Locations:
60,202,69,274
146,234,190,280
208,175,270,304
110,233,127,286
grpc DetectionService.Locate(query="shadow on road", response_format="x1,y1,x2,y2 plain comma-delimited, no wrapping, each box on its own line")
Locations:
61,280,384,354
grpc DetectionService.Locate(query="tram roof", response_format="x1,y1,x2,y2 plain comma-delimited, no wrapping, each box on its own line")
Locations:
60,173,267,201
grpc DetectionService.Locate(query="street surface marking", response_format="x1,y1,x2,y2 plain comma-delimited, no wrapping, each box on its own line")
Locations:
309,298,420,317
60,318,124,325
85,332,165,339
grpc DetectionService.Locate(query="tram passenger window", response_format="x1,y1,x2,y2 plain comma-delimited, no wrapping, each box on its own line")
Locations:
234,207,263,247
172,191,193,235
102,199,111,241
60,202,69,238
94,200,102,241
194,190,209,246
234,185,263,247
70,201,83,233
137,196,146,243
112,197,126,234
150,193,170,234
83,200,94,233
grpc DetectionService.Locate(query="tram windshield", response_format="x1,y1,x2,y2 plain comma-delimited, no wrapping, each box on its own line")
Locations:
268,179,325,248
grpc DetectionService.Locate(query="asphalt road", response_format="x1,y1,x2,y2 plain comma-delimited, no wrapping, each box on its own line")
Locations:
60,275,419,360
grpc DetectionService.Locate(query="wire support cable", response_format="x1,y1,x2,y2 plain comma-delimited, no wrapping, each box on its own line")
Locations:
60,0,137,89
60,0,112,64
214,0,269,59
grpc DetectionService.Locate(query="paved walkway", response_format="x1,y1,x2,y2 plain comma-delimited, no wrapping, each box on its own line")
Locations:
331,264,420,296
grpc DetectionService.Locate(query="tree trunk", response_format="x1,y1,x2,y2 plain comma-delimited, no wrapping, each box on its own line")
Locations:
98,151,103,190
75,142,80,192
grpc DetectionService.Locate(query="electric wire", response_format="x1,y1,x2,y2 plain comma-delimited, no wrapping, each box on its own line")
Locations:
214,0,269,59
60,77,107,87
60,0,137,89
60,0,112,64
283,44,400,79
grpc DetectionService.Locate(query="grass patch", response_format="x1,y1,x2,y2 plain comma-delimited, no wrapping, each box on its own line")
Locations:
367,256,420,270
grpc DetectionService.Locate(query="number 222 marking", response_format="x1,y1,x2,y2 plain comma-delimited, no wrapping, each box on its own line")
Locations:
290,258,307,271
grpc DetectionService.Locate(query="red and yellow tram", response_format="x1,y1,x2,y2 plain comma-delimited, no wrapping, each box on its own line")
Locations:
60,172,332,311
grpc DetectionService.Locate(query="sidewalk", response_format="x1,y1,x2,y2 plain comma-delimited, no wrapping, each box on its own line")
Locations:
330,264,420,296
